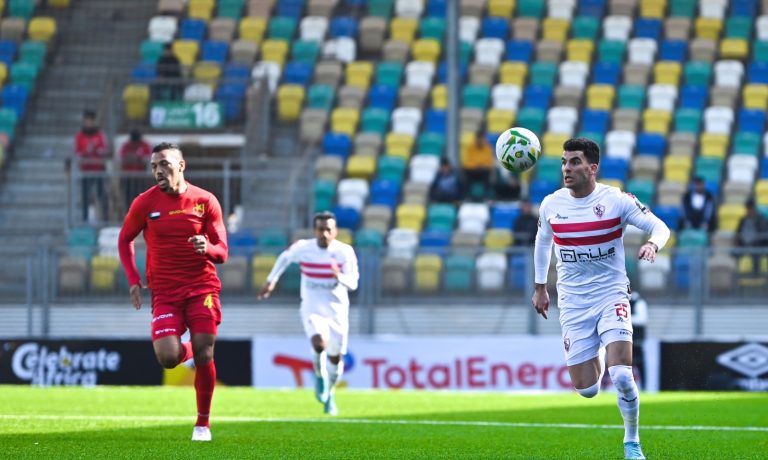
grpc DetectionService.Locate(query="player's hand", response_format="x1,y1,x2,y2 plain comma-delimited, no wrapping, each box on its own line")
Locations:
129,283,146,310
188,235,207,255
532,285,550,320
256,281,277,300
638,242,658,262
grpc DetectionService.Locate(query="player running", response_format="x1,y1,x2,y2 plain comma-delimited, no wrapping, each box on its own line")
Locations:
531,138,669,460
257,211,359,416
118,143,228,442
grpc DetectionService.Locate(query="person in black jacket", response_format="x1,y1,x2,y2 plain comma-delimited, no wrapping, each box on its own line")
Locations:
680,176,716,232
736,198,768,275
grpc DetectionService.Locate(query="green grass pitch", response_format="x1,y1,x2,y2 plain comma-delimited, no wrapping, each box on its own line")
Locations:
1,386,766,459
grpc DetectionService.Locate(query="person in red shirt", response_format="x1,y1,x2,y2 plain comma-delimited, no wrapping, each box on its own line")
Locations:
118,142,228,442
74,110,110,222
118,129,152,213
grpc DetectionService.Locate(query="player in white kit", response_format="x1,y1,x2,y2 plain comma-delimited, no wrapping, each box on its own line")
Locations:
531,138,670,460
257,212,359,416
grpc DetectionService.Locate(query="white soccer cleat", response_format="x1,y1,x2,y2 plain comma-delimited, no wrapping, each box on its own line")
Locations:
192,426,212,442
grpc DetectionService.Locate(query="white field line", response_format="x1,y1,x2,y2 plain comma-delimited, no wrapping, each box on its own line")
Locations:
1,414,766,432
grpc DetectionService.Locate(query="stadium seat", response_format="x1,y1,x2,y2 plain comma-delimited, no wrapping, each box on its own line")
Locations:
443,254,475,291
27,17,57,42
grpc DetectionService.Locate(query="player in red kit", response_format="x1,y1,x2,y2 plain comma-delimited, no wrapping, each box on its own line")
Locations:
118,142,228,442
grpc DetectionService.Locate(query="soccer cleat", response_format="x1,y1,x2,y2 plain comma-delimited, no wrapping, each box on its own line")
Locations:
192,426,212,442
624,441,645,460
324,394,338,416
315,374,329,404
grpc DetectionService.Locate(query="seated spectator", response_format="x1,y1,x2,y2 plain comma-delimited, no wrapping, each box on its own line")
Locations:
429,158,465,203
461,129,494,200
119,129,153,211
156,43,182,100
493,166,521,202
736,198,768,275
681,176,716,232
75,110,109,222
513,200,538,246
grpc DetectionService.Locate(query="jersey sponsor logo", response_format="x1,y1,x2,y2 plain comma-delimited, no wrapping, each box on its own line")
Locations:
154,328,177,335
168,209,185,215
203,294,214,309
151,313,174,323
593,203,605,218
193,203,205,217
554,213,569,219
560,246,616,262
149,211,161,220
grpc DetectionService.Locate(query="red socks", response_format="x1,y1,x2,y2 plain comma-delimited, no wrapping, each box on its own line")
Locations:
194,360,216,427
179,342,193,363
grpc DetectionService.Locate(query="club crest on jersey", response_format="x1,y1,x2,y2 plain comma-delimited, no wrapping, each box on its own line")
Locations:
593,203,605,218
193,203,205,217
564,337,571,352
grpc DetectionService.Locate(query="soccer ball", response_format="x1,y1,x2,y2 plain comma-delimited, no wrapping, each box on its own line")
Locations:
495,127,541,173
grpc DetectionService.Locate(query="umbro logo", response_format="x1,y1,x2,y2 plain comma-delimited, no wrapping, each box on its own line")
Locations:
555,214,569,219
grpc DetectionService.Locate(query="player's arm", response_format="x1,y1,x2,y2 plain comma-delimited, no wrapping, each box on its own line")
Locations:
333,247,359,291
623,193,670,262
118,199,147,310
532,198,553,319
193,194,228,263
257,241,303,299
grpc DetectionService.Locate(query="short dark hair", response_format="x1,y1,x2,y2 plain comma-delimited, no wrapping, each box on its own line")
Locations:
151,142,183,155
129,129,142,142
563,137,600,165
83,109,96,119
313,211,336,226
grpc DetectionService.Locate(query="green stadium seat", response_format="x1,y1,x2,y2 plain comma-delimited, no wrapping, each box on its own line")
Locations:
292,40,320,64
308,84,335,110
361,108,390,134
313,180,336,213
278,263,301,293
598,40,626,64
576,131,603,149
427,203,456,232
19,41,46,68
417,132,445,156
259,228,288,254
140,40,165,64
517,0,545,18
754,41,768,63
684,61,712,86
460,41,472,64
516,108,545,133
355,228,383,250
617,85,645,110
0,108,18,141
9,0,35,20
669,0,696,17
694,157,723,184
368,0,394,17
536,157,563,184
378,155,406,183
626,179,655,205
462,84,490,109
218,0,245,19
678,229,708,247
725,17,752,39
443,254,474,292
376,61,404,88
10,62,39,90
674,109,702,133
420,17,445,40
732,132,761,156
572,16,599,40
529,62,557,87
268,17,297,40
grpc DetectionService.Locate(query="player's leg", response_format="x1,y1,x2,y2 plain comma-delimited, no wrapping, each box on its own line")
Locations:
186,292,222,441
323,319,348,416
560,306,602,397
150,295,192,368
302,308,331,403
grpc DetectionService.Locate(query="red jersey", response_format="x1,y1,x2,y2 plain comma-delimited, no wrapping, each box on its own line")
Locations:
75,129,109,171
118,140,152,171
118,182,228,297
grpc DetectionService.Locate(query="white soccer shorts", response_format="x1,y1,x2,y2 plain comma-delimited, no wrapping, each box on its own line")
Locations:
299,304,349,356
558,294,633,366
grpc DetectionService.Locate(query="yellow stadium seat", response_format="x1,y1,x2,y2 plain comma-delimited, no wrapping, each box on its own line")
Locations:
345,61,374,89
663,155,692,183
699,133,729,158
695,17,723,40
601,179,623,190
499,62,527,86
277,84,305,121
643,109,672,135
27,17,56,42
640,0,666,18
90,256,119,292
261,40,290,67
755,180,768,205
239,17,267,44
251,254,277,286
414,254,442,292
486,109,515,134
566,39,594,63
431,84,447,109
743,84,768,110
122,84,150,120
331,107,360,136
543,132,570,157
542,18,570,42
586,84,616,110
0,62,7,87
654,61,682,85
336,228,353,245
385,133,414,159
411,39,441,63
460,131,475,151
484,228,513,250
49,0,71,7
172,40,200,66
193,61,222,85
720,39,749,60
396,203,426,231
188,0,215,20
718,203,746,232
488,0,515,18
390,17,418,44
346,155,377,179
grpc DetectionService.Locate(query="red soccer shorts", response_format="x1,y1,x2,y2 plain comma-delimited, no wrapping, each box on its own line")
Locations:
150,292,222,340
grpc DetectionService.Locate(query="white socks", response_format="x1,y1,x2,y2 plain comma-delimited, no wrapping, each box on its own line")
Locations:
328,360,345,393
609,365,640,443
313,350,328,379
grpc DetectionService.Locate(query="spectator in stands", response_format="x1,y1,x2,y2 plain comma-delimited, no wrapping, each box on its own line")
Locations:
156,43,182,101
513,200,538,246
429,158,465,204
736,198,768,276
493,166,521,202
119,129,153,212
681,176,716,233
75,109,109,222
461,129,494,200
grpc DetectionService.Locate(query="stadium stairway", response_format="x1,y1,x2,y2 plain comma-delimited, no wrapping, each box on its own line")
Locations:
0,0,157,299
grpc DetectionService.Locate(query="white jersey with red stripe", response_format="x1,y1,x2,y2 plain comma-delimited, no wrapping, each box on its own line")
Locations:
266,238,359,311
534,183,670,301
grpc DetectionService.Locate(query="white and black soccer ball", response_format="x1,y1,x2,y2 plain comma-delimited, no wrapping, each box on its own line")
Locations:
495,127,541,173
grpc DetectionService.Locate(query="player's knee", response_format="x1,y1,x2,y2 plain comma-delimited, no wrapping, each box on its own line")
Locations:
156,353,180,369
193,347,214,365
329,354,341,365
608,365,635,392
311,335,325,353
575,381,600,398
